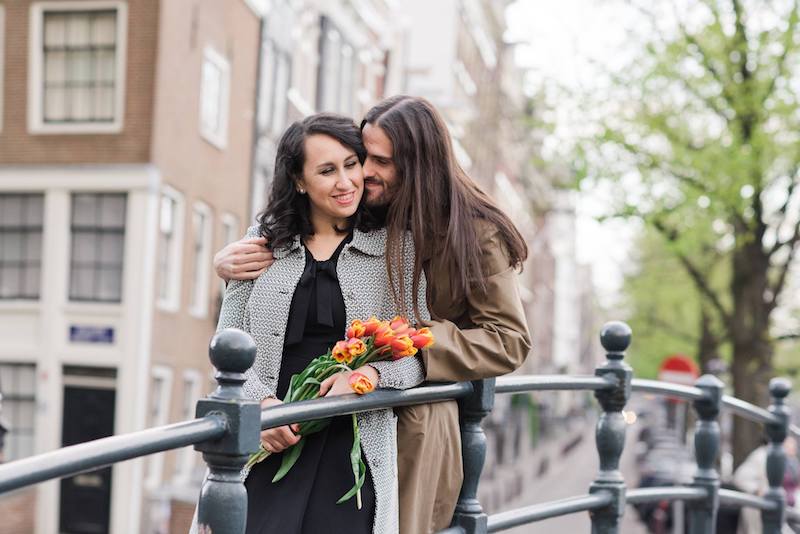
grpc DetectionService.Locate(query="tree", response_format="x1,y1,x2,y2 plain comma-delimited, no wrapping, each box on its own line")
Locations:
579,0,800,466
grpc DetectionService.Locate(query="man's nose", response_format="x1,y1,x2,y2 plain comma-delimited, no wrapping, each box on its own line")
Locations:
362,160,375,177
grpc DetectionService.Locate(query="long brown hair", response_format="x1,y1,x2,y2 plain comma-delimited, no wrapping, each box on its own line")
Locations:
362,95,528,318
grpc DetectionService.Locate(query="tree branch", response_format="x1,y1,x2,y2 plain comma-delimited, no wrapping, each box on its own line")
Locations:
769,218,800,309
672,1,737,110
650,218,733,326
771,170,800,244
760,0,800,107
640,311,700,345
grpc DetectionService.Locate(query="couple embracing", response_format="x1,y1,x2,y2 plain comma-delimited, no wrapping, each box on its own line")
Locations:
210,95,531,534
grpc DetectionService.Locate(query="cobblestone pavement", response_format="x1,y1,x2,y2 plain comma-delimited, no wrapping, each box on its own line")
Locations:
491,423,649,534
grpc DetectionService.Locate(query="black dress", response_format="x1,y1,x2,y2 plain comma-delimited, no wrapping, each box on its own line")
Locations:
245,236,376,534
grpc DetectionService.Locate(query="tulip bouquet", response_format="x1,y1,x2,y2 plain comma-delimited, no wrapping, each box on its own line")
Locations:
244,315,434,508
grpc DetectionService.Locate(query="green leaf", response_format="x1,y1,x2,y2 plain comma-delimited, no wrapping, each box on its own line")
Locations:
336,414,366,508
300,376,321,387
271,437,305,483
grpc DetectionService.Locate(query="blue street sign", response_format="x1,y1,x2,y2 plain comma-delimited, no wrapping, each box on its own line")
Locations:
69,326,115,344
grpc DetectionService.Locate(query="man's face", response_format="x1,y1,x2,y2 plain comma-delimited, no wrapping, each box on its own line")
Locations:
361,123,399,207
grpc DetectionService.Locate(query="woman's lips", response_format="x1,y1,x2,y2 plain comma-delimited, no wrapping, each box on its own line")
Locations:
333,191,356,205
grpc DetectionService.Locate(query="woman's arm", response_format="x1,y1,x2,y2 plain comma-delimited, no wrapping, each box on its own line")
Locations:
421,226,532,382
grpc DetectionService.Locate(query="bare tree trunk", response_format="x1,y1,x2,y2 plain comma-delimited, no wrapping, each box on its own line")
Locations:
729,240,774,469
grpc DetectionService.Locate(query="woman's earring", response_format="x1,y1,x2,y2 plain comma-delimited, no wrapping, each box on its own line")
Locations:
298,188,306,194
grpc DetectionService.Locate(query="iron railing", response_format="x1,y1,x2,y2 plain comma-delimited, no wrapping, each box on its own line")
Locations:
0,322,796,534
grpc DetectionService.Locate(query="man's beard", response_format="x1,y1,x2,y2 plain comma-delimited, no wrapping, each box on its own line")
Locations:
364,201,389,226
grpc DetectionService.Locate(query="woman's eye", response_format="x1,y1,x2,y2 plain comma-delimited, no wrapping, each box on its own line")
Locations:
321,168,335,175
345,161,357,169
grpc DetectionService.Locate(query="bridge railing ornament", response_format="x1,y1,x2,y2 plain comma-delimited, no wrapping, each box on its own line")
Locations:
194,328,261,534
687,374,724,533
762,377,792,534
589,321,633,534
450,378,496,534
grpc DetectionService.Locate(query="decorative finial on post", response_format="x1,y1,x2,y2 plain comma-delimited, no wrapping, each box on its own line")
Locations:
195,329,261,534
762,378,792,534
688,374,724,533
599,321,632,360
590,321,633,534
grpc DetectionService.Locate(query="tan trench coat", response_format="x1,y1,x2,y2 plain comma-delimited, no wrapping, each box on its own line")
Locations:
396,220,532,534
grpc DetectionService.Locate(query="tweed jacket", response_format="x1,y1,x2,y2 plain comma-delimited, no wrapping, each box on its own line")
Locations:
219,225,429,534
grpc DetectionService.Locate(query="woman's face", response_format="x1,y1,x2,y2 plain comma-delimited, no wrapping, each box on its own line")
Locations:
298,134,364,227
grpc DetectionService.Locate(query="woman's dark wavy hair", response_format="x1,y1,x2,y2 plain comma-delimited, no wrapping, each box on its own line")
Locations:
362,96,528,319
257,113,373,250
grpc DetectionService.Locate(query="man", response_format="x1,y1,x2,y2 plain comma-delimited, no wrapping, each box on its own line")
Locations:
215,95,531,533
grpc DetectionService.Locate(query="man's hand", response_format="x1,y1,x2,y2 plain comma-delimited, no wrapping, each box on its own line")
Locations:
259,397,300,453
214,237,274,282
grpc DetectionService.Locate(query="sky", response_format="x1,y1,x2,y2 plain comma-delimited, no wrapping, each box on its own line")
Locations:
506,0,642,307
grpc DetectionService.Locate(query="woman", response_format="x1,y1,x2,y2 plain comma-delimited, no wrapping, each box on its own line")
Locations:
210,113,427,534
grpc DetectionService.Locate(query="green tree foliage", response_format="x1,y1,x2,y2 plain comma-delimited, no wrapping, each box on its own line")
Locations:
622,227,730,378
578,0,800,466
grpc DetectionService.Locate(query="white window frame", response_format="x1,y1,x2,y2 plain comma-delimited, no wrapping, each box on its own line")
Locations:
199,46,230,149
218,212,239,298
144,365,173,490
189,202,212,318
173,369,202,486
27,1,128,134
220,213,239,247
157,186,184,313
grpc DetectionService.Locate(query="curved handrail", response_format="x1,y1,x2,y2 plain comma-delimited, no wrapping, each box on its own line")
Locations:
626,486,707,504
486,492,613,532
261,382,472,429
631,379,705,401
0,416,226,493
494,375,615,394
719,489,778,511
721,395,779,426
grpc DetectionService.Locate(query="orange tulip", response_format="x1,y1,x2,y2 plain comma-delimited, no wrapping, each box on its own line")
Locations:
347,320,366,339
373,322,395,348
391,335,417,359
362,316,382,336
389,316,411,336
349,372,375,395
332,340,353,364
346,337,367,357
410,327,435,350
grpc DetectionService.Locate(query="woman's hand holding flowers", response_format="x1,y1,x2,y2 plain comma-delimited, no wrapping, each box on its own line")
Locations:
318,366,378,397
259,397,300,453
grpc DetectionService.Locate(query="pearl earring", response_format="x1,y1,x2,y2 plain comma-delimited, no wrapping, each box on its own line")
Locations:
298,188,306,194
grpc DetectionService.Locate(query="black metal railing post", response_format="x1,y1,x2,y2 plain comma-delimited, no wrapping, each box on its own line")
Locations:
589,321,633,534
195,329,262,534
687,374,723,533
762,377,792,534
451,378,495,534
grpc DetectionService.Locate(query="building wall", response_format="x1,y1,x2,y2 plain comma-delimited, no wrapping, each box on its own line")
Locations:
145,0,260,530
0,0,158,163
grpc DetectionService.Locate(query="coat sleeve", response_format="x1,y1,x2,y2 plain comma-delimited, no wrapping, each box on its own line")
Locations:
370,233,429,390
421,226,532,382
216,225,272,401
